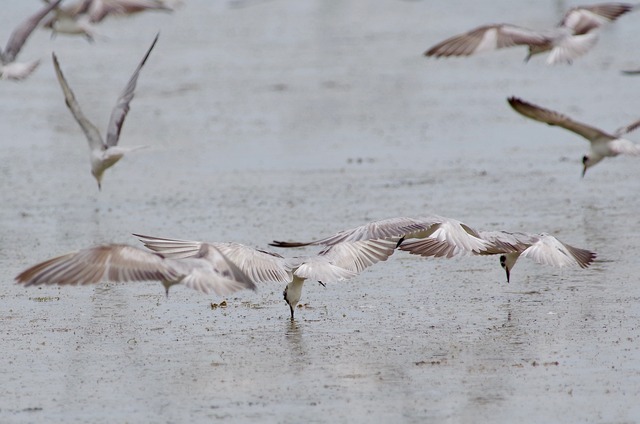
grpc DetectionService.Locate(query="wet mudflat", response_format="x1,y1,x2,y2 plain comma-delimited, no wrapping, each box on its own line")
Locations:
1,0,640,422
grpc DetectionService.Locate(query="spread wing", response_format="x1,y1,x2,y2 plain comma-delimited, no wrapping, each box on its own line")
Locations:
15,244,180,287
507,96,613,142
520,234,596,268
614,118,640,137
560,3,634,35
133,233,292,284
105,33,158,147
425,24,549,57
290,239,397,283
2,0,63,63
399,216,489,258
88,0,173,23
270,216,437,247
170,243,257,295
52,52,105,151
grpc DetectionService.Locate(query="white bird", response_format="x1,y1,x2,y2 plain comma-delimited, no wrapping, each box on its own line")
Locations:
44,9,98,42
134,234,399,320
508,96,640,177
270,215,490,258
0,0,63,80
15,243,257,297
476,231,597,283
52,33,159,190
424,3,634,65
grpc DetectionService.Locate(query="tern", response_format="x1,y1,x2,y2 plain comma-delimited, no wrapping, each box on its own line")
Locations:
134,234,398,320
15,243,256,297
84,0,173,22
270,215,490,258
424,3,634,64
0,0,63,80
476,231,597,283
52,33,159,190
42,0,172,38
508,96,640,176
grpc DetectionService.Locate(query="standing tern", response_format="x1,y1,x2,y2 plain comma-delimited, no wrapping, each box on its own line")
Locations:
52,33,159,190
0,0,63,80
424,3,634,65
508,96,640,176
134,234,398,320
15,243,256,297
476,231,597,283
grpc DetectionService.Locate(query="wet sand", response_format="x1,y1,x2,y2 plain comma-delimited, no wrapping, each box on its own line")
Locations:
1,1,640,422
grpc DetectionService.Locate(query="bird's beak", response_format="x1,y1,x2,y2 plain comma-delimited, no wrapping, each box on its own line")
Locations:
581,165,587,178
505,267,511,283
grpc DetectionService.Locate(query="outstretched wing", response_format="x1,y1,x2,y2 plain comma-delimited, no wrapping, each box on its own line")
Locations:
105,33,159,147
520,234,596,268
270,216,435,247
425,24,549,57
15,244,180,287
171,243,257,295
52,52,105,150
560,3,634,35
508,96,613,142
2,0,63,63
134,233,292,284
399,216,489,258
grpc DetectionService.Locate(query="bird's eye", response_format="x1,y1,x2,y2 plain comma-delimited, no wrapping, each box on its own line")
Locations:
582,155,588,164
499,255,506,267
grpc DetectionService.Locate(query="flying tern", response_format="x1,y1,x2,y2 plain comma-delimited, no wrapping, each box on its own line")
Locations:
0,0,63,80
477,231,596,282
52,33,159,189
424,3,634,65
508,96,640,176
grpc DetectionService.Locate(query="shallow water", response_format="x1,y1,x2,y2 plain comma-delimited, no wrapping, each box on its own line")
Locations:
2,0,640,422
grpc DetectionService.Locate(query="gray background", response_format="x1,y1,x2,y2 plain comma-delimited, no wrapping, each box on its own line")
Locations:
1,1,639,422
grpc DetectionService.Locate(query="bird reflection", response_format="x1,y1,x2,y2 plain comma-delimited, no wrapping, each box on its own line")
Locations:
284,319,307,371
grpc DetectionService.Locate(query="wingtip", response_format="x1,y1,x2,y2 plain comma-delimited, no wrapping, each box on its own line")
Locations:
269,240,308,248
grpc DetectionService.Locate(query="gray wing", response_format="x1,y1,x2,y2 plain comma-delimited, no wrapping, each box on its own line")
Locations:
399,215,489,257
105,33,158,147
520,234,596,268
88,0,173,23
52,52,105,151
290,239,397,283
560,3,633,35
424,24,549,57
170,243,257,295
15,244,181,287
134,233,292,284
2,0,63,63
477,231,536,255
317,239,398,274
270,216,431,247
614,118,640,137
508,96,614,142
